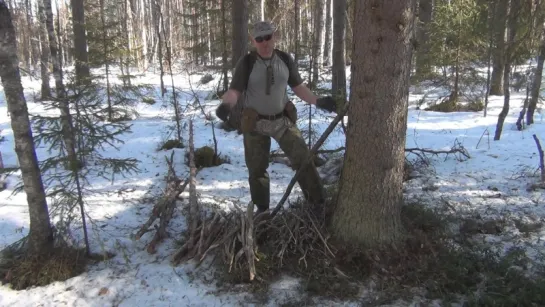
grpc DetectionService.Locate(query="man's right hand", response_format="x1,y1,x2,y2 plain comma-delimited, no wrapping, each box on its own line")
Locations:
216,102,231,122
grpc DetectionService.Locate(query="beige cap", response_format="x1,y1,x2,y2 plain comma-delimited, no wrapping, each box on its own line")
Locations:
251,21,276,37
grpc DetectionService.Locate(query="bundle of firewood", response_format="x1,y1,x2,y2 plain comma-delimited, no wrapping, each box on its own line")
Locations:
171,200,335,282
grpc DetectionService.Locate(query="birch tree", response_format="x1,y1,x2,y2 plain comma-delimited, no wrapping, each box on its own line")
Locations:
0,0,54,255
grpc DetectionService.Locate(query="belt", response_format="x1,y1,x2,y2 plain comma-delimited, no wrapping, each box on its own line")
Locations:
258,111,284,120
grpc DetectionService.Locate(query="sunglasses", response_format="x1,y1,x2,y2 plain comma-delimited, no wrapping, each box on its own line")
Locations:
255,34,272,43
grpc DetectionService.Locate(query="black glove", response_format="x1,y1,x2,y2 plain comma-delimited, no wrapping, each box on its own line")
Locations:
215,102,231,122
316,96,337,113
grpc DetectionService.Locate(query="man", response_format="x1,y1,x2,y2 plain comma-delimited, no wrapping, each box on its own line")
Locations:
216,21,337,214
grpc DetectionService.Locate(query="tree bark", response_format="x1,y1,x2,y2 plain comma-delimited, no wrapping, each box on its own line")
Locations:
153,0,166,96
294,0,300,64
70,0,90,83
25,0,39,69
38,0,51,99
331,0,346,104
415,0,433,78
0,1,54,255
323,0,332,67
310,0,324,89
220,0,229,92
265,0,279,23
332,0,416,246
490,0,509,96
231,0,248,69
44,0,78,167
495,0,519,141
528,29,545,125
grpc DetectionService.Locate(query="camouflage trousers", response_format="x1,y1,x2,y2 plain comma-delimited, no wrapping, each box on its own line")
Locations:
243,117,325,212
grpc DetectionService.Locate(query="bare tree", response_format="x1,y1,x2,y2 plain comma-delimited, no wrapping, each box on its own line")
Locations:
310,0,324,89
331,0,346,103
294,0,300,64
231,0,248,69
528,22,545,125
495,0,520,140
0,0,53,255
490,0,509,95
220,0,229,92
38,0,51,99
265,0,279,22
332,0,417,246
323,0,332,66
415,0,433,78
70,0,90,83
43,0,78,167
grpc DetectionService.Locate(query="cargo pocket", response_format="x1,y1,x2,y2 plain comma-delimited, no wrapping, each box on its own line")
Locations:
284,101,298,124
240,107,259,133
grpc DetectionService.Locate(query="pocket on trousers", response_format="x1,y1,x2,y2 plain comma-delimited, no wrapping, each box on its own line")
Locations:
240,107,259,133
284,100,298,124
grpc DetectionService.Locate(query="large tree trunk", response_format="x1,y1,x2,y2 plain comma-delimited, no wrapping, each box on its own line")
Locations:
231,0,248,68
0,2,54,255
490,0,509,96
528,29,545,125
415,0,433,78
70,0,90,83
310,0,324,89
331,0,346,103
332,0,416,246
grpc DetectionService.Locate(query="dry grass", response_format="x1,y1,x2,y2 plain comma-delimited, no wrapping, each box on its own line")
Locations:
0,239,88,290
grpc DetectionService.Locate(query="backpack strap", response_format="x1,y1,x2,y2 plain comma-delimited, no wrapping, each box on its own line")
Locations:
244,51,257,91
244,49,293,90
273,49,292,70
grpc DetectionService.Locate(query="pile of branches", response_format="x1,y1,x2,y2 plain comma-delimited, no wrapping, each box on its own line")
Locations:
172,201,336,282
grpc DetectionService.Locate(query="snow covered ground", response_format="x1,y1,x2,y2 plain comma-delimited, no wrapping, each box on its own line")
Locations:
0,65,544,306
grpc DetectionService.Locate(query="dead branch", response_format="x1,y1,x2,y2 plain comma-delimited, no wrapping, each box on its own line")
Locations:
135,151,189,254
405,140,470,164
476,128,491,150
244,201,256,281
270,146,346,158
533,134,545,183
273,141,470,166
188,119,199,251
272,100,351,217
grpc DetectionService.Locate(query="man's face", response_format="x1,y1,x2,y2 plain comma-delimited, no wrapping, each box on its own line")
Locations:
252,33,275,57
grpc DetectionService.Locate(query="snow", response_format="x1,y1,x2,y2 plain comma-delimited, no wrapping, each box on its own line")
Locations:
1,65,545,306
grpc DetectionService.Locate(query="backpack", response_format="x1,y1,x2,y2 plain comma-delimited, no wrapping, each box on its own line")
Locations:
242,48,293,90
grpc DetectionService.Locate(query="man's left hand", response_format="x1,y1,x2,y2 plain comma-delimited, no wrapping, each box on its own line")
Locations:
316,96,337,113
216,102,231,122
